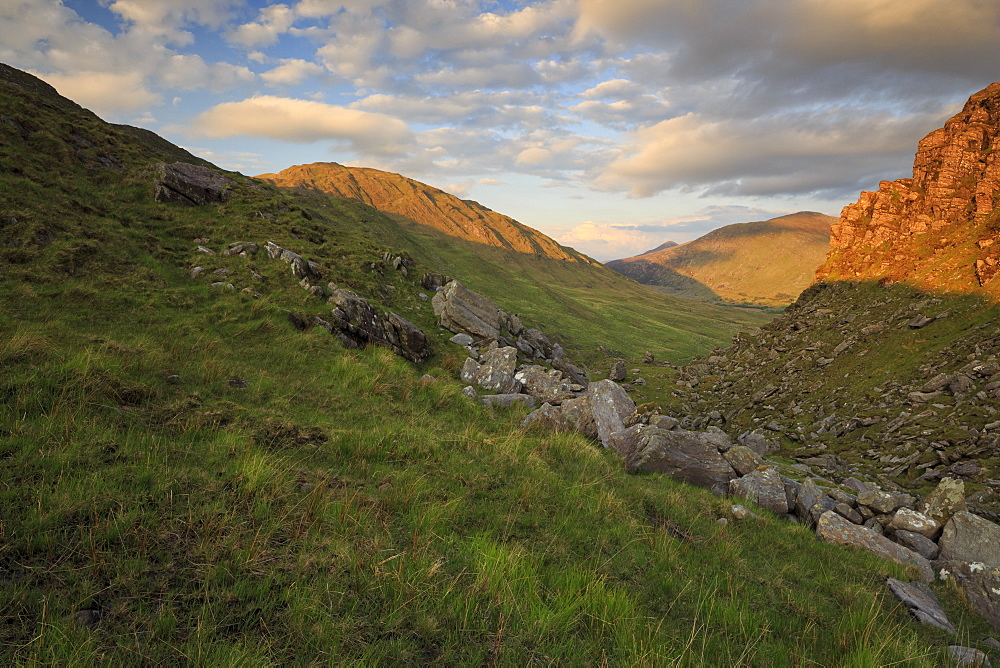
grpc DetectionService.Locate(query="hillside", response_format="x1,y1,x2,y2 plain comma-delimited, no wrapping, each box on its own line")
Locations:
818,82,1000,296
2,62,996,664
608,212,836,306
257,162,585,263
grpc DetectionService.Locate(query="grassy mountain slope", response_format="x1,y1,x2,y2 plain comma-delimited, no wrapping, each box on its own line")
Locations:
257,162,585,262
608,212,835,306
1,64,993,663
259,179,773,366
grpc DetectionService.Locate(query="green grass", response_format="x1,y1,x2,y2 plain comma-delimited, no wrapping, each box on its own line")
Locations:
1,63,995,664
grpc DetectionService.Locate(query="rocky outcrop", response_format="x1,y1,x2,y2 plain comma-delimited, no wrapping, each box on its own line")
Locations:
938,511,1000,567
817,511,934,582
329,289,431,363
461,346,522,394
624,427,737,496
155,162,234,205
817,82,1000,296
433,280,506,340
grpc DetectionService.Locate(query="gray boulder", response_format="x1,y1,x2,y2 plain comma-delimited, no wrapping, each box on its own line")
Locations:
589,380,636,449
816,511,933,583
888,508,941,540
154,162,233,205
857,488,915,515
947,646,991,667
224,241,258,256
608,359,627,382
432,280,503,340
329,289,431,362
886,578,954,633
521,403,568,432
893,530,940,561
938,561,1000,632
918,477,968,524
625,427,737,496
938,511,1000,567
560,395,598,439
516,328,554,359
723,445,764,476
449,333,474,346
460,347,522,394
514,365,575,405
729,466,789,515
482,394,536,409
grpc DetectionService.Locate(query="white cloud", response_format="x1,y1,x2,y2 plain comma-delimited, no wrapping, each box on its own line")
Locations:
260,58,327,86
227,3,296,48
516,146,553,166
38,70,161,116
158,54,255,91
190,95,415,156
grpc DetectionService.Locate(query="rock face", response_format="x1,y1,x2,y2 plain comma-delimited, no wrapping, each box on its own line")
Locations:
256,162,589,262
817,82,1000,295
938,511,1000,567
939,561,1000,632
625,428,737,496
816,511,934,582
329,289,431,362
155,162,234,205
588,380,636,449
461,347,522,394
432,280,504,340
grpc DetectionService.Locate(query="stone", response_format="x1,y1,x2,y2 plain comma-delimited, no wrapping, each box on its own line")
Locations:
449,333,474,346
608,359,627,382
560,395,598,439
731,504,760,520
938,561,1000,632
482,394,536,409
329,289,431,363
552,355,589,387
517,328,554,359
886,578,955,633
588,380,636,449
947,646,991,667
649,415,679,430
729,467,789,515
794,478,823,522
514,365,575,405
888,508,942,540
224,241,258,256
154,162,234,205
834,502,863,524
908,315,935,329
738,432,774,457
723,445,764,476
919,477,968,524
461,386,478,400
460,347,522,394
432,280,503,340
72,609,102,628
938,511,1000,567
626,427,737,496
521,403,568,432
816,511,934,583
893,530,940,561
189,266,204,278
421,272,449,291
857,489,915,514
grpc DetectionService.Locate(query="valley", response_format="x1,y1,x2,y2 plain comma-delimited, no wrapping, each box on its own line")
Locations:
1,60,999,665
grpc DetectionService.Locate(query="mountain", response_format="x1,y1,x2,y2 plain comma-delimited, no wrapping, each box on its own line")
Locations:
607,212,836,306
818,82,1000,296
637,240,678,256
4,62,994,663
256,162,586,263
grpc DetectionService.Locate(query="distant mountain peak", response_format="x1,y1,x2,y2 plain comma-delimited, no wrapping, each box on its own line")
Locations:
256,162,588,263
636,240,678,256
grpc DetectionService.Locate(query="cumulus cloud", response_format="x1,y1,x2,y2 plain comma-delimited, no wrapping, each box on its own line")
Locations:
190,95,415,156
260,58,327,86
599,107,953,198
227,3,296,48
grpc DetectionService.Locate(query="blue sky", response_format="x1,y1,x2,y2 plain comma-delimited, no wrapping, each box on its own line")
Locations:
3,0,999,260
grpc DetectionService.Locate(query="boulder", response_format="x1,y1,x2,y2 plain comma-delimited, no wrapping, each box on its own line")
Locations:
625,427,737,496
588,380,636,449
514,365,574,405
460,347,521,394
521,403,568,431
154,162,233,205
893,530,940,561
729,466,789,515
857,488,915,515
482,394,536,409
432,280,503,340
560,395,598,439
938,561,1000,632
723,445,764,476
329,289,431,362
947,646,992,667
608,359,627,382
738,432,775,457
918,477,968,524
449,333,474,346
552,355,589,387
224,241,258,256
516,328,554,359
886,578,955,633
938,511,1000,567
888,508,942,540
816,511,934,583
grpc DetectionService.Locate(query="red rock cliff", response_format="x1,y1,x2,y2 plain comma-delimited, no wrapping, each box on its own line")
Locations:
817,82,1000,295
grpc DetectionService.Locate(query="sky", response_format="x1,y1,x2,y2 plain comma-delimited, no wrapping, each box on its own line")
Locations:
3,1,999,261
